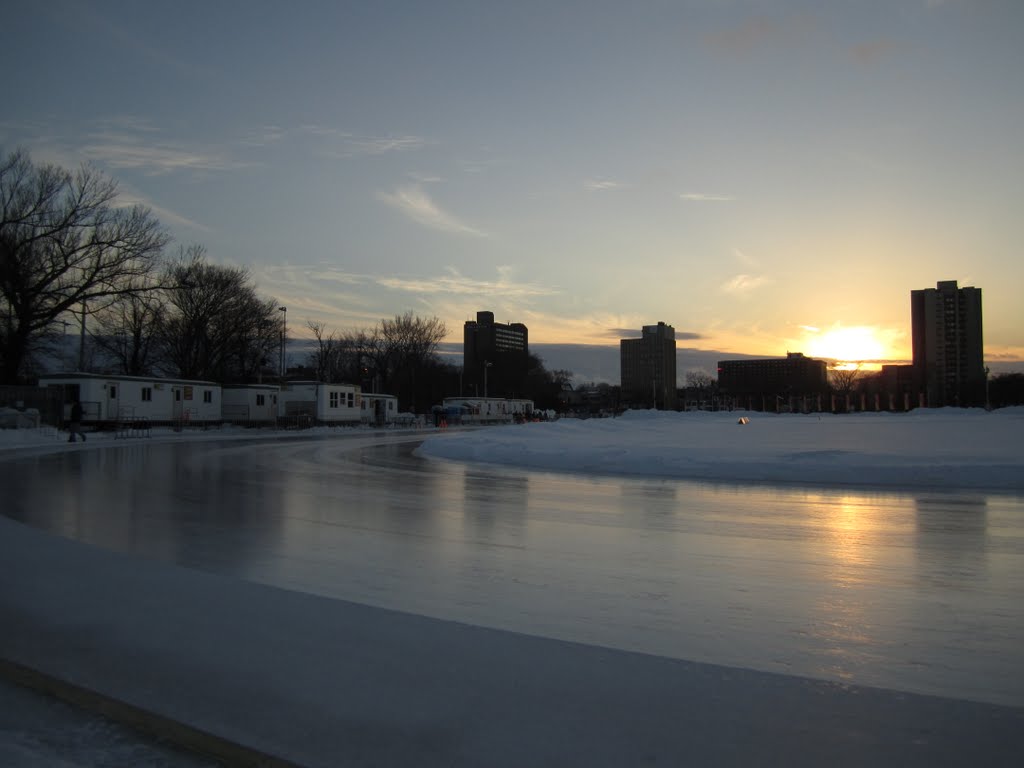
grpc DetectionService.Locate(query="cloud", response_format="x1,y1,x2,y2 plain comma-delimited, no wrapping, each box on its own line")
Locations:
81,132,243,175
680,192,735,202
308,127,428,158
603,328,705,340
377,184,486,237
240,125,287,147
376,266,556,299
114,189,210,233
720,274,770,295
584,179,623,191
733,248,759,268
345,135,427,155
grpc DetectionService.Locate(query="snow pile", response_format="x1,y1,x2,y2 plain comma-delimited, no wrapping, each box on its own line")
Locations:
417,408,1024,491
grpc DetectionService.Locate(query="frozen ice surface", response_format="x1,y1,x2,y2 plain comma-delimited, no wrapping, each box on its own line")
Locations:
1,412,1023,765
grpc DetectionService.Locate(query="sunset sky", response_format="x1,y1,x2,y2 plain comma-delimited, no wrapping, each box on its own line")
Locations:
4,0,1022,372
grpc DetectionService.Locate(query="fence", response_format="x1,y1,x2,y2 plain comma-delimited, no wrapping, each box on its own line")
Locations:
0,385,64,427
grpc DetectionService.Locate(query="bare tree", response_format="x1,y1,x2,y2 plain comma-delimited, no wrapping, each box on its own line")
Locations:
155,245,280,382
90,286,166,375
380,312,448,409
829,363,863,396
685,370,716,390
0,150,168,382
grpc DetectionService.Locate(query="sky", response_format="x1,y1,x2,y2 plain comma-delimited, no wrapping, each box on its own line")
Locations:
3,0,1023,376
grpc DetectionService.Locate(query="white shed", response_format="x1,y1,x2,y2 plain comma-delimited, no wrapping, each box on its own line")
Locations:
222,384,280,424
39,373,222,426
360,393,399,425
277,381,361,424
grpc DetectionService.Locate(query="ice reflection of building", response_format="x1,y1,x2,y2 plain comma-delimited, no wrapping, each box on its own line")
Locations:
913,496,989,584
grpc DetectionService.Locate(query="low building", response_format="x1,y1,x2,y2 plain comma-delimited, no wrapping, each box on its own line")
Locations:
277,381,361,424
360,393,399,425
39,373,221,426
717,353,828,411
222,384,280,424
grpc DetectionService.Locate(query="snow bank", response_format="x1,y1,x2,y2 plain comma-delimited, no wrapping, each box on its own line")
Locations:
416,408,1024,491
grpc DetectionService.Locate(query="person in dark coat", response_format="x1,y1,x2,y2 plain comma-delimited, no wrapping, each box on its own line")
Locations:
68,399,86,443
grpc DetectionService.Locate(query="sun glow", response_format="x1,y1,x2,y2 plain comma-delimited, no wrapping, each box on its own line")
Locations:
804,326,887,365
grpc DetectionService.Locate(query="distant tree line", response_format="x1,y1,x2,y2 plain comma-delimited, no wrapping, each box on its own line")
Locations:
301,315,570,413
1,150,571,411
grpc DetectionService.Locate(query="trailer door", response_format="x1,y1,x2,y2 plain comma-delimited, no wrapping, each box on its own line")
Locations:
105,381,121,421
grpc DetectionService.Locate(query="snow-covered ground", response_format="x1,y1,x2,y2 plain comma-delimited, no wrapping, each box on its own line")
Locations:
417,408,1024,491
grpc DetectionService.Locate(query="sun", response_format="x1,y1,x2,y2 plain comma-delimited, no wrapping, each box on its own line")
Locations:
804,326,886,365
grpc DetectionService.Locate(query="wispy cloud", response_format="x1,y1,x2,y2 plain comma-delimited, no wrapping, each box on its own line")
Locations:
603,327,705,340
680,192,736,202
377,184,486,237
81,132,243,175
345,135,427,155
377,266,555,299
584,179,624,191
733,248,759,268
303,127,428,158
720,274,770,295
240,125,287,147
114,189,211,233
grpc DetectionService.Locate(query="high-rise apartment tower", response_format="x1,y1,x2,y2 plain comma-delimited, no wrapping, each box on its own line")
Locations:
620,322,677,410
910,280,985,407
463,311,529,397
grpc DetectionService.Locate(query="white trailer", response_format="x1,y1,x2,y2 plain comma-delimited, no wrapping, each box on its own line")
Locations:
39,373,222,427
440,397,534,425
222,384,280,424
278,381,361,425
360,393,399,425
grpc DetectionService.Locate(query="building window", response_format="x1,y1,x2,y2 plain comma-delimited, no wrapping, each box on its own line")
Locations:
203,390,213,404
141,387,152,402
256,394,265,407
329,391,339,408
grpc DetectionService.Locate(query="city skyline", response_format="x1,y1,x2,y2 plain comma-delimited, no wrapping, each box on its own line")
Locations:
3,1,1022,370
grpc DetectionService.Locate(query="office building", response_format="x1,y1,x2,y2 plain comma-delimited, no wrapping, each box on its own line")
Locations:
463,311,529,397
911,280,985,407
620,322,677,410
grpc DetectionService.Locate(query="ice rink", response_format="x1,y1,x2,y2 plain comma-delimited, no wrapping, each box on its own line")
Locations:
2,428,1023,765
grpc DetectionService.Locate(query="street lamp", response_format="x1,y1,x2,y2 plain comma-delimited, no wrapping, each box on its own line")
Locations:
278,306,287,378
484,360,493,398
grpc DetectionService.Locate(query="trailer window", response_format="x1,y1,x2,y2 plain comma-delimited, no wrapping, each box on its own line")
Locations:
203,390,213,404
256,394,265,407
109,385,117,399
141,387,152,402
329,391,339,408
347,392,354,407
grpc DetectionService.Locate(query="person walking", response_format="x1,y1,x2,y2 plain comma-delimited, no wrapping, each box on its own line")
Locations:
68,399,86,443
